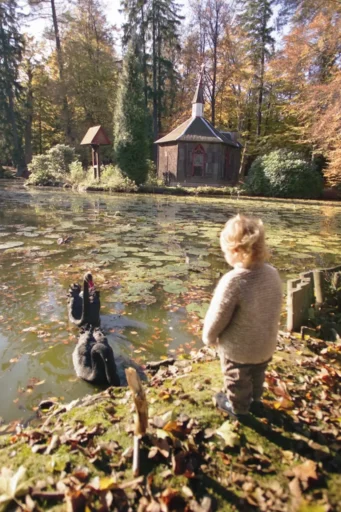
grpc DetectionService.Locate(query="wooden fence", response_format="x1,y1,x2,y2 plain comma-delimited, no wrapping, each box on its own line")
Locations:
287,265,341,332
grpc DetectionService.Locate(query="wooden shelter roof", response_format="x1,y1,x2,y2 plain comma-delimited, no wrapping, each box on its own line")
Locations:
155,117,241,147
81,125,111,146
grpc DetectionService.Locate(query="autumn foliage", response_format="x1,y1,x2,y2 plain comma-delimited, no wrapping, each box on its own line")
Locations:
1,0,341,188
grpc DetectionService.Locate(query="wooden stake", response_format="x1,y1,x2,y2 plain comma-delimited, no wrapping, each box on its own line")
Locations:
133,435,140,477
125,368,148,476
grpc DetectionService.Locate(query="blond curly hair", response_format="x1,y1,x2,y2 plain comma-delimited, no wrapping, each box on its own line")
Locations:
220,214,267,268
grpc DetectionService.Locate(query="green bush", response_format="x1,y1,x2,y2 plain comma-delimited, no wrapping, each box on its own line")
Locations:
69,161,87,184
27,145,78,186
244,150,324,199
0,167,14,179
145,159,163,186
100,164,138,192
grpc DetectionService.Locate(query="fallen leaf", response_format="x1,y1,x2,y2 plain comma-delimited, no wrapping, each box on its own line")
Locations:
292,460,318,489
0,466,28,508
216,421,240,448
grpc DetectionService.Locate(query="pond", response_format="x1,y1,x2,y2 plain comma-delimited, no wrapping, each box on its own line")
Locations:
1,182,341,424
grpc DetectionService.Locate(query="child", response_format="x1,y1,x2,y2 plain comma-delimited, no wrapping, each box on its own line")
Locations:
202,214,283,417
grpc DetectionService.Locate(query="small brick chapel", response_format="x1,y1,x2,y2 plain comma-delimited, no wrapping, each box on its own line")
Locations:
155,69,242,186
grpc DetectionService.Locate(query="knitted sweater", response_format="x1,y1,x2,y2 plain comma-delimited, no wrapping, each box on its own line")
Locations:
202,263,283,364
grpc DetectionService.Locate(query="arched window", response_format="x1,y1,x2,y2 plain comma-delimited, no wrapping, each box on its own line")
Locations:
192,144,206,177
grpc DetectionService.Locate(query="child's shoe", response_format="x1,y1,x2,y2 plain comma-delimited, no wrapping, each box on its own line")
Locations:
249,400,265,416
213,392,248,419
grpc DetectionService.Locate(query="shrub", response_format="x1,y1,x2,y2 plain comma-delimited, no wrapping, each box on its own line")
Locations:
69,161,87,184
27,145,78,186
100,164,138,192
191,186,243,196
0,167,14,179
244,150,324,199
145,159,163,186
48,145,76,173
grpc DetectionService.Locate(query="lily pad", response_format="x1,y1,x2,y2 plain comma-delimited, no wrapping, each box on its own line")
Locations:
0,241,24,250
39,240,55,245
16,232,39,238
112,281,156,305
149,255,179,262
186,302,210,318
189,276,212,287
163,280,188,294
32,250,64,257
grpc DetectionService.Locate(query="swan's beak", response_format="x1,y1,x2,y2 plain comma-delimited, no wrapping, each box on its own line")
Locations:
88,279,94,289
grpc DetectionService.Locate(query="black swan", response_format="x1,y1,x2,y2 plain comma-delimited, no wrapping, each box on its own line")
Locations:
67,272,101,328
72,328,120,386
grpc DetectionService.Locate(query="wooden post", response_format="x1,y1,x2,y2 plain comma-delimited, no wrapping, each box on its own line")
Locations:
97,146,101,181
91,144,100,181
125,368,148,476
313,269,324,305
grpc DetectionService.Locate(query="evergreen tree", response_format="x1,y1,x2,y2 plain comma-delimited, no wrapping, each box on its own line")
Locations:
0,0,25,175
120,0,149,107
113,42,150,184
120,0,183,161
149,0,183,149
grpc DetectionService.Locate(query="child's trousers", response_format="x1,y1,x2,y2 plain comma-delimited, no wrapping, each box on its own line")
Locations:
218,349,271,414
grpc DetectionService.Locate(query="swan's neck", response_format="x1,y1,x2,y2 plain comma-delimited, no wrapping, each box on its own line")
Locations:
83,280,90,318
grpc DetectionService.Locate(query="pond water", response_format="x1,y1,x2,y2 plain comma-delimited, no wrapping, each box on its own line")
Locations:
1,182,341,423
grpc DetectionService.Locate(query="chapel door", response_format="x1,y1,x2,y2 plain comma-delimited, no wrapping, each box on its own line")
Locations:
192,145,205,176
224,149,230,179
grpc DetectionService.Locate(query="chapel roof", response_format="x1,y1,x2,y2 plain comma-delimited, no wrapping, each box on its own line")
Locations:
155,116,241,147
155,67,241,147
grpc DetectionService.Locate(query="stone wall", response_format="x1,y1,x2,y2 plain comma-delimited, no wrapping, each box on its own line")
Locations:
287,265,341,332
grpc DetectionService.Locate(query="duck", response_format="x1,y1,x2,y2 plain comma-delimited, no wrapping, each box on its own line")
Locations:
72,328,120,386
67,272,101,328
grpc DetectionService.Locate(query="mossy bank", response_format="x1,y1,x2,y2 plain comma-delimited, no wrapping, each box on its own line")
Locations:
1,335,341,512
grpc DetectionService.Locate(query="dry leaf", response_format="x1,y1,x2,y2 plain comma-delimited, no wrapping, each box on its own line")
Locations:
216,421,240,448
292,460,318,489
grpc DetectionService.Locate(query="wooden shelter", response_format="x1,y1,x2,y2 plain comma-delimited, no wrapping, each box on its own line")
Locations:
155,69,242,186
81,125,111,180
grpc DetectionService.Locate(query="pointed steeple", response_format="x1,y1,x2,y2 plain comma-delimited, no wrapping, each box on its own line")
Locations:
192,65,205,117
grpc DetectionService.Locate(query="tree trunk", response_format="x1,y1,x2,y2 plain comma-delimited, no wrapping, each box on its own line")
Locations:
238,141,248,180
25,63,33,164
211,19,218,127
50,0,72,142
157,19,162,134
141,3,148,109
152,2,158,162
256,4,267,138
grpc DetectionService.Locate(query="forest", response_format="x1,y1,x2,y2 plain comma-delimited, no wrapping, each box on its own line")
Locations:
0,0,341,189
